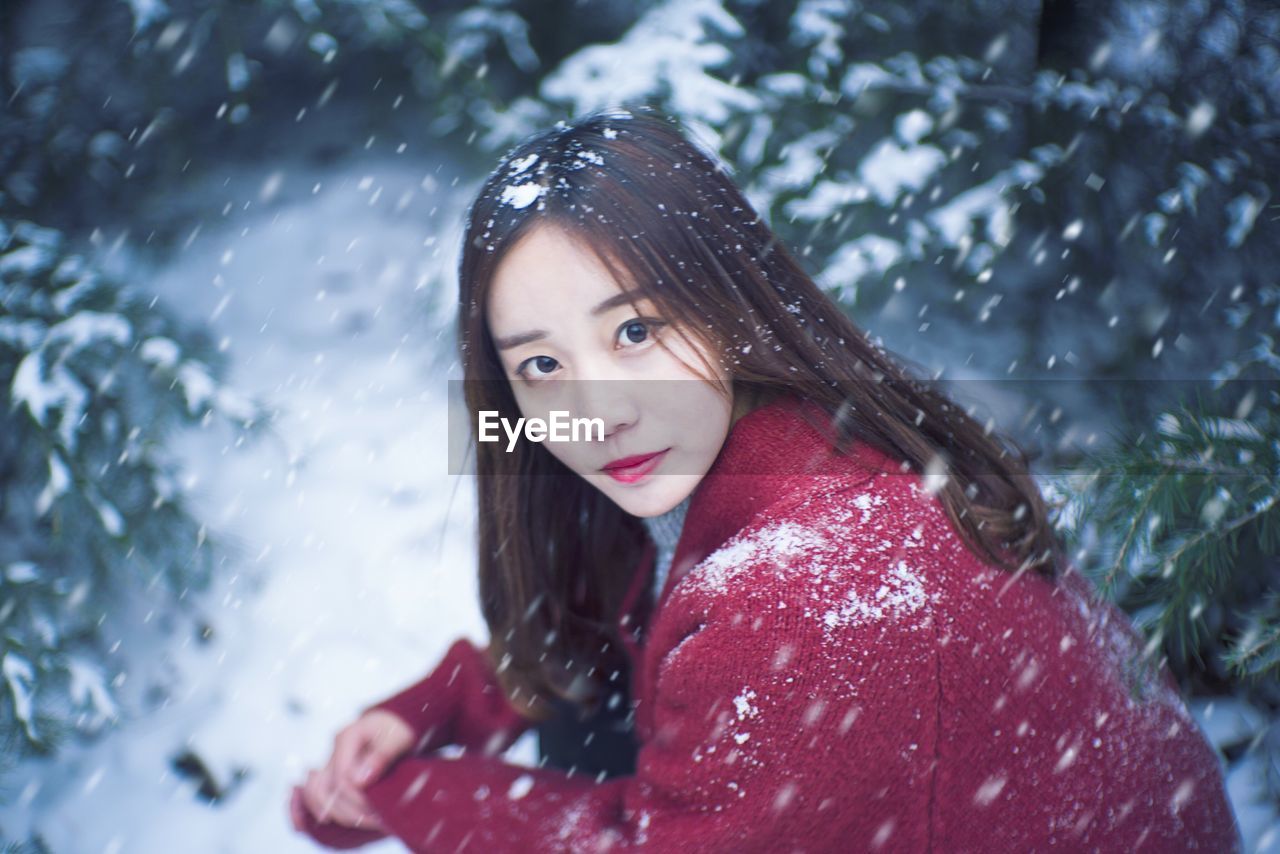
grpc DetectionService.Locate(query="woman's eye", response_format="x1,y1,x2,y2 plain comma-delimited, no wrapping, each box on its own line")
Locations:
618,318,666,347
513,319,666,383
515,355,559,381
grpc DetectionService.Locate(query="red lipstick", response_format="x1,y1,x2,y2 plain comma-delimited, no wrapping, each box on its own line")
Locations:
601,448,669,484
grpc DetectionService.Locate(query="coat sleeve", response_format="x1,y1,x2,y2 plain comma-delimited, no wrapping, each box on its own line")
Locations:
295,636,539,850
360,636,535,758
342,484,940,852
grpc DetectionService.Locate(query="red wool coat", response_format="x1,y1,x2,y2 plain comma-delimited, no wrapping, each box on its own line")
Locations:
295,394,1240,852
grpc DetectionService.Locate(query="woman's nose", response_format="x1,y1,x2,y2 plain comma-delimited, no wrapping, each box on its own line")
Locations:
569,369,639,443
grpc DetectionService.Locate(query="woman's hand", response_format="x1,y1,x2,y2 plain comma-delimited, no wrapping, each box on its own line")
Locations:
292,709,416,832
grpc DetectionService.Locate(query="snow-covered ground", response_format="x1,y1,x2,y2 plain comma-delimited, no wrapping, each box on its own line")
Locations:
1192,697,1280,853
1,153,538,852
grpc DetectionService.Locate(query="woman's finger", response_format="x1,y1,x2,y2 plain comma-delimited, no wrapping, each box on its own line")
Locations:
304,766,340,822
289,785,306,832
330,727,365,791
300,765,385,832
324,779,375,828
342,784,387,831
355,809,387,833
300,770,321,820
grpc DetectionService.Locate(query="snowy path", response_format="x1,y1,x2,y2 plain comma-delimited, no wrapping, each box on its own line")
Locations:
4,156,537,852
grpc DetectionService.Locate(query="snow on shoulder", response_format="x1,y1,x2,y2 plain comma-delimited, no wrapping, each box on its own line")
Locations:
677,471,946,644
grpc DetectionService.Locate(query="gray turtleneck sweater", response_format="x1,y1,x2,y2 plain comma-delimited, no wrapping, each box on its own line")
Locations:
640,493,693,604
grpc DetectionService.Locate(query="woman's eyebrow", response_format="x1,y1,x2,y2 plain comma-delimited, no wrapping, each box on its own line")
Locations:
493,288,648,351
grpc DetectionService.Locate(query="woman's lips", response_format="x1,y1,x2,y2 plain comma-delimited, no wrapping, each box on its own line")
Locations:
601,448,670,483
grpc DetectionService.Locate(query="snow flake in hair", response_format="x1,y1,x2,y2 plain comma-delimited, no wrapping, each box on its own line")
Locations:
559,137,606,172
497,152,552,210
499,182,546,210
507,153,539,176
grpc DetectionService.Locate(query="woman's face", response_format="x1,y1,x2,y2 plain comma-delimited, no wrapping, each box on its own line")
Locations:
485,223,734,518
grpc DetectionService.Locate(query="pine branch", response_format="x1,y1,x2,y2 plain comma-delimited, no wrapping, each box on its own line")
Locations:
1098,470,1168,599
1162,487,1278,572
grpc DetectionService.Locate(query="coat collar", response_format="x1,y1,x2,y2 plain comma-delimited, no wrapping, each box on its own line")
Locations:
617,392,887,631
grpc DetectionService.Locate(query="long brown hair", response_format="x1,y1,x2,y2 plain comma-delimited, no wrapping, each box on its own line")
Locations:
456,106,1067,722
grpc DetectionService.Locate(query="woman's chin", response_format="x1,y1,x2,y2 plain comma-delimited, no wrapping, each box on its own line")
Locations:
592,475,662,514
594,474,699,519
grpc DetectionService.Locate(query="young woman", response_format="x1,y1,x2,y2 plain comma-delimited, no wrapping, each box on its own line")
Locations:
290,107,1240,851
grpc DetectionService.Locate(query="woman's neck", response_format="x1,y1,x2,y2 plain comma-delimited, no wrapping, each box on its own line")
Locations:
642,493,692,556
641,493,693,600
